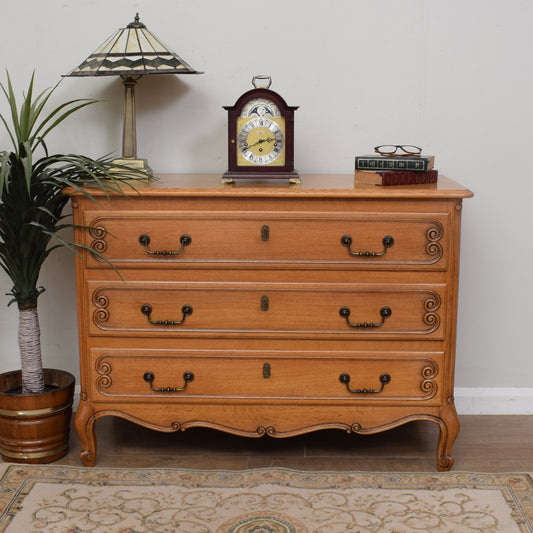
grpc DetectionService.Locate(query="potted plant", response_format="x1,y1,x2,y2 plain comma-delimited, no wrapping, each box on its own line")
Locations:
0,72,144,463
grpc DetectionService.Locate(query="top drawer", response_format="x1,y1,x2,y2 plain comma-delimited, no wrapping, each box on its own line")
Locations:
81,211,450,270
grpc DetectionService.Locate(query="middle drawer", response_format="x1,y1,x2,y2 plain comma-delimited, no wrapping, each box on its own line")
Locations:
88,282,446,339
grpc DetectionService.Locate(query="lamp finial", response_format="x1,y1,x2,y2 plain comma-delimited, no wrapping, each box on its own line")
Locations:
128,13,145,28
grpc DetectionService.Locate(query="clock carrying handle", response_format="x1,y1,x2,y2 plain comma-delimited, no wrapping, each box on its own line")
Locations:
252,75,272,89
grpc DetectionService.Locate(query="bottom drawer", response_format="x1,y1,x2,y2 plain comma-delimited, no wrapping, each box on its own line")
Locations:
90,351,441,402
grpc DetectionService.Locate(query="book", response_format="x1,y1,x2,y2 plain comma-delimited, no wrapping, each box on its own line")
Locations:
354,169,438,186
355,154,435,172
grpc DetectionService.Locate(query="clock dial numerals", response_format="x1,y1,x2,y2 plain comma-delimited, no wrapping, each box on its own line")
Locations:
240,98,281,118
237,117,285,166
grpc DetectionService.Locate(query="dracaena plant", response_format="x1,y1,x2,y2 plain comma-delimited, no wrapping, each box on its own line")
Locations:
0,72,144,394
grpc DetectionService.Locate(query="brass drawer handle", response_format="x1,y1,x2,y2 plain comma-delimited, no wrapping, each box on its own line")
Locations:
143,371,194,392
340,234,394,256
339,306,392,328
339,372,391,394
141,304,193,326
138,233,192,255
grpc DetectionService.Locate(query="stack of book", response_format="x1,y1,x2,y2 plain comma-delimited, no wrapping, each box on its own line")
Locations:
354,154,438,186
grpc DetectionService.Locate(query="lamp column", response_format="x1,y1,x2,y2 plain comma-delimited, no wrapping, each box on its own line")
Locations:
122,75,138,159
112,74,152,175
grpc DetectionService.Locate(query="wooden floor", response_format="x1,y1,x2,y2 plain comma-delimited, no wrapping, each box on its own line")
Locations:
56,415,533,472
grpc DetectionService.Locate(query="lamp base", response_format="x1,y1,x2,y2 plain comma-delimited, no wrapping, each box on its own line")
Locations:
111,158,153,183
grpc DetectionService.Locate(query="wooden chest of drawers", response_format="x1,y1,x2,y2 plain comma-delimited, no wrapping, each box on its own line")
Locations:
70,174,472,470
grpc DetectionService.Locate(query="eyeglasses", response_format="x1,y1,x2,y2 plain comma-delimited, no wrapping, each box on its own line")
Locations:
374,145,422,157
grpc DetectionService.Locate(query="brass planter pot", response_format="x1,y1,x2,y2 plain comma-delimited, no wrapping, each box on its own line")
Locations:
0,369,75,463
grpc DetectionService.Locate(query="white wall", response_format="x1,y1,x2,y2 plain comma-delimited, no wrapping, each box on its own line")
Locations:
1,1,532,407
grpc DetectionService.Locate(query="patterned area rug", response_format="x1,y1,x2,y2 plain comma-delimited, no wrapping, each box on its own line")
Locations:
0,465,531,532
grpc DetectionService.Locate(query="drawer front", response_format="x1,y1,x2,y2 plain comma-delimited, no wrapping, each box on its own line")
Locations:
82,212,449,270
91,351,441,402
88,282,446,339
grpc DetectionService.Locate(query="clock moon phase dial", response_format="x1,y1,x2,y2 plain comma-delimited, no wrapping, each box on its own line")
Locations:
241,98,281,118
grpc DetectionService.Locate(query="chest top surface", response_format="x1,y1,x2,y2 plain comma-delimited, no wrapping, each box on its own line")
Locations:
69,174,473,201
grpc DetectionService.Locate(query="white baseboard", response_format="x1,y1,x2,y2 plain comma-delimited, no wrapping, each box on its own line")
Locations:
455,387,533,415
73,386,533,416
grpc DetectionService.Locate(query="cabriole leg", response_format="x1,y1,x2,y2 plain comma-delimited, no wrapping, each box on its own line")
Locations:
436,401,460,471
74,397,97,467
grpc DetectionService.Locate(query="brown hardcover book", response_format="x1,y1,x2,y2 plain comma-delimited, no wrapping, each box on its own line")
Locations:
354,169,438,186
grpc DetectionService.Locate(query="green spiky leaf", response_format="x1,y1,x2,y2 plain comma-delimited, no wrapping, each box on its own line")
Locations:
0,72,148,309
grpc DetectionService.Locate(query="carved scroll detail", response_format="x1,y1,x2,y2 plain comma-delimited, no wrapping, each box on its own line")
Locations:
256,426,277,436
89,224,108,260
92,290,110,325
96,358,112,390
420,361,439,398
423,292,442,333
425,220,444,262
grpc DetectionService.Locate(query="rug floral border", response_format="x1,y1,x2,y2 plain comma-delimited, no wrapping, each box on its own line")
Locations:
0,465,531,531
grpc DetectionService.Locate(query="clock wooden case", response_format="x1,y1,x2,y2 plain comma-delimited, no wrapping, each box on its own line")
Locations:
222,77,299,183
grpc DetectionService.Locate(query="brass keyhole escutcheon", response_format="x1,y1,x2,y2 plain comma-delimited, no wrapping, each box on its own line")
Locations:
263,363,271,379
261,295,270,312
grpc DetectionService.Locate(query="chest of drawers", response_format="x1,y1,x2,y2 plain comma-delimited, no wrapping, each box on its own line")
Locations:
70,174,472,470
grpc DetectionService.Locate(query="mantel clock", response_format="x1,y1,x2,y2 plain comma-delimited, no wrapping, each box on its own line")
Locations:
222,76,299,184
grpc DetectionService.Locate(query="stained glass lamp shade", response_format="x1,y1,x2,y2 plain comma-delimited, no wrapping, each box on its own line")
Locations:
65,14,202,174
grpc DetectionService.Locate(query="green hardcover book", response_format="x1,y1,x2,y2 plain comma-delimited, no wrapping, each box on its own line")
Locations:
355,155,435,172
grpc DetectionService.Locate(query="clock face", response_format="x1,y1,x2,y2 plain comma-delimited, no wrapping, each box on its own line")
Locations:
236,116,285,166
